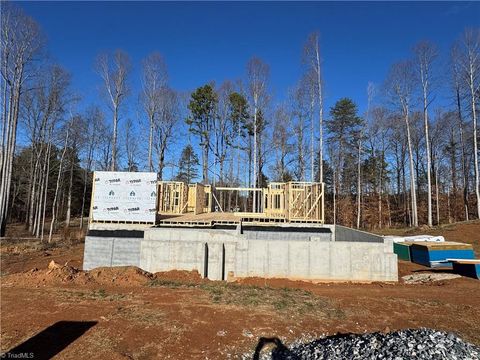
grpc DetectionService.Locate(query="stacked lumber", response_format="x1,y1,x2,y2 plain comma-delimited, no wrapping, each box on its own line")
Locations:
450,259,480,280
409,241,475,268
393,242,412,261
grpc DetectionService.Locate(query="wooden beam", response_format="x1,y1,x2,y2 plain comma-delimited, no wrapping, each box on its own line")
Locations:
305,189,323,219
211,192,224,212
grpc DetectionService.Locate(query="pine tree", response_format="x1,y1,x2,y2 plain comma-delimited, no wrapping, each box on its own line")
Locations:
327,98,364,224
175,145,200,184
186,84,218,183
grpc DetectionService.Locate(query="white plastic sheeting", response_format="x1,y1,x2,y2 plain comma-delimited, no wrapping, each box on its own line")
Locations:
384,235,445,243
91,171,157,223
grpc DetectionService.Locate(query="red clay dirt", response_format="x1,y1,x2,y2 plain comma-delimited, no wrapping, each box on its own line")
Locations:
1,222,480,359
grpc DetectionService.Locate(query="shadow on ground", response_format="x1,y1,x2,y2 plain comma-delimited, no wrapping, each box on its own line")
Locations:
3,321,97,359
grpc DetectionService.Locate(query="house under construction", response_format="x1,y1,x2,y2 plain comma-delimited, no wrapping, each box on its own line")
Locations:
156,181,324,226
84,171,397,283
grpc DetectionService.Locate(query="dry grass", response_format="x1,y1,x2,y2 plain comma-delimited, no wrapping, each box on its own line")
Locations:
113,305,166,326
54,288,131,302
149,280,345,319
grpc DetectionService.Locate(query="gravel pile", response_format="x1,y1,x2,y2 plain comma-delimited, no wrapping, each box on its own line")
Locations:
262,329,480,359
402,273,461,284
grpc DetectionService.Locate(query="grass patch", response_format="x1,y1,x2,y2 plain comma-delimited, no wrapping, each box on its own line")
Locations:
114,306,166,326
54,288,129,302
199,284,342,317
147,279,186,288
148,279,346,319
149,279,344,318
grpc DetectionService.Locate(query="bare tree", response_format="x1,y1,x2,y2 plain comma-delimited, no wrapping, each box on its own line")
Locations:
458,29,480,218
49,119,71,242
413,40,438,227
0,4,44,236
21,65,71,237
367,106,391,228
79,106,104,229
304,32,324,183
385,60,418,226
95,50,130,171
451,44,470,220
357,83,375,228
155,87,178,179
124,118,139,172
291,78,310,181
246,57,269,211
271,104,293,181
65,115,86,228
141,52,168,171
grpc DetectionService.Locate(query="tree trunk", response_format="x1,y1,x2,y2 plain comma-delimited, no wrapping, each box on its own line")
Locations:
457,88,469,221
80,168,88,229
148,114,154,171
41,138,52,241
50,129,69,242
310,97,315,182
253,105,257,212
423,91,433,227
111,106,118,171
158,144,166,181
470,68,480,219
405,109,418,227
435,162,440,225
0,81,21,237
315,42,324,183
65,154,74,228
356,136,362,229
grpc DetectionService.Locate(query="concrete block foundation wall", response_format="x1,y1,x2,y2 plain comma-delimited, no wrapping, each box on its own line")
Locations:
84,225,398,282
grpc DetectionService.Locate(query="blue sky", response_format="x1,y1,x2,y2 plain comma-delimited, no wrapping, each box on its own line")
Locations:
15,1,480,177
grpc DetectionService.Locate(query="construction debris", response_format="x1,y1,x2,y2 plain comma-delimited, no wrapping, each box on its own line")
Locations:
384,235,445,243
401,273,461,284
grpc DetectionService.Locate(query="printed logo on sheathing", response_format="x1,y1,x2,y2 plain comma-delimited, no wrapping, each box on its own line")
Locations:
125,178,143,186
124,205,141,214
105,177,121,185
101,188,121,203
127,190,143,201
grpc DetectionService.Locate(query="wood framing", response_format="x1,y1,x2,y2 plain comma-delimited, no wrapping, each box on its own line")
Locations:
157,181,325,224
157,181,187,214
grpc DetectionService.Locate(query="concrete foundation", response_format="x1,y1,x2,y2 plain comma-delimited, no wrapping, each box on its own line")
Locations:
83,224,397,282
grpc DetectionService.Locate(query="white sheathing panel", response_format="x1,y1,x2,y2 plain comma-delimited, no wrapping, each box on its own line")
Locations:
92,171,157,223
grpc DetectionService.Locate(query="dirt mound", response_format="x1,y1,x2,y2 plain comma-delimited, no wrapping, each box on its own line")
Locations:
2,262,206,288
3,260,91,286
154,270,203,284
2,262,156,287
89,266,154,286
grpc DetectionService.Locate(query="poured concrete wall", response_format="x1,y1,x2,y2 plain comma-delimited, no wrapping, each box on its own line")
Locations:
234,239,397,281
242,229,332,242
140,229,237,280
333,225,384,243
83,237,141,270
83,226,398,282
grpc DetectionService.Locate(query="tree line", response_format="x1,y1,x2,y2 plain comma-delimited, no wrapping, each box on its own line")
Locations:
1,4,479,239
